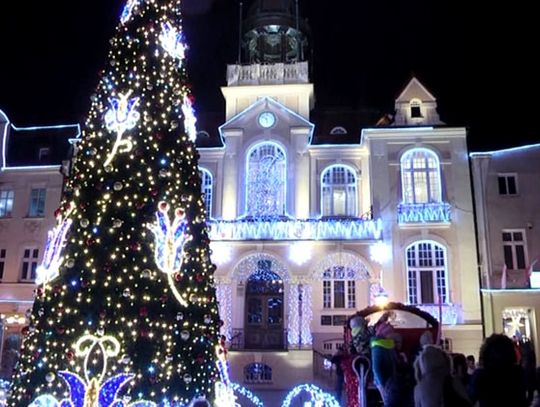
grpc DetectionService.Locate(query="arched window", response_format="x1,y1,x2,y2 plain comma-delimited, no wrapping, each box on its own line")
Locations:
321,165,357,216
246,142,286,217
322,266,357,309
244,363,272,384
406,241,448,304
199,168,213,218
401,148,441,204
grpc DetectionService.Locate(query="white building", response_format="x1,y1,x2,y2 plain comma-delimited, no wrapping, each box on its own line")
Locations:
0,109,79,379
471,144,540,356
195,0,482,401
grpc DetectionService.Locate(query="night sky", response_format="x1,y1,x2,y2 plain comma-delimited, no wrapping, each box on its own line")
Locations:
0,0,537,151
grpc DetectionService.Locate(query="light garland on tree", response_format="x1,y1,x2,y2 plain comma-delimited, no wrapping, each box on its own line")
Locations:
103,90,141,166
181,96,197,143
159,21,187,64
120,0,140,24
29,334,156,407
147,201,192,307
35,202,75,285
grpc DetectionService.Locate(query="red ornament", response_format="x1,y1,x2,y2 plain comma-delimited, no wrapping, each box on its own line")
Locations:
86,237,95,246
21,326,30,336
139,307,148,317
151,189,159,197
196,354,204,364
160,294,168,303
56,326,65,335
195,273,204,283
130,242,141,251
175,208,185,218
99,309,107,319
66,350,75,361
174,272,182,282
54,208,62,218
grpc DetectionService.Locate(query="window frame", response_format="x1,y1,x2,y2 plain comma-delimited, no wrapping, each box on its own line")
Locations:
406,240,449,305
400,148,442,205
497,173,518,196
322,266,357,309
199,167,213,218
245,141,287,217
320,164,358,217
502,229,527,270
244,362,272,384
0,249,6,280
0,189,14,218
410,99,423,119
20,247,39,282
28,188,47,218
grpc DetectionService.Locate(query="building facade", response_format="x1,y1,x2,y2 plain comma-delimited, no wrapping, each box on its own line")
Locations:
194,1,482,401
0,110,79,380
471,144,540,357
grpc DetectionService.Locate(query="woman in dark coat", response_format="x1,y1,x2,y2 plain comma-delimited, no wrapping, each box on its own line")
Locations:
470,334,527,407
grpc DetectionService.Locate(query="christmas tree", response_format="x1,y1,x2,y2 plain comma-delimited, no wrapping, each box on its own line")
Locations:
8,0,222,405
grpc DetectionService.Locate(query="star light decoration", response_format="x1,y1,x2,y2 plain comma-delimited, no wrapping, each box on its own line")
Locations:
29,334,156,407
159,21,187,65
103,90,141,167
147,201,192,307
35,202,75,286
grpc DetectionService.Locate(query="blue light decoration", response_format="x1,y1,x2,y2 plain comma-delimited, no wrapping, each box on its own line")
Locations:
230,383,264,407
0,379,10,406
159,21,187,65
208,217,383,241
103,90,141,166
181,96,197,143
120,0,139,25
29,334,156,407
147,201,192,307
35,202,75,285
397,202,451,224
281,384,340,407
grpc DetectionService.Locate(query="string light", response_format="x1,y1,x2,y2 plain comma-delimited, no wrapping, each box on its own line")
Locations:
281,384,340,407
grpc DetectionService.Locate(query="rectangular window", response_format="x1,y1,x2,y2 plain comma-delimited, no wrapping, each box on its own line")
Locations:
420,270,434,304
0,249,6,280
333,281,345,308
0,190,14,217
411,105,422,118
332,315,347,326
498,174,518,195
347,281,356,308
502,230,527,270
407,270,418,304
321,315,332,326
29,188,46,217
20,248,39,281
323,281,331,309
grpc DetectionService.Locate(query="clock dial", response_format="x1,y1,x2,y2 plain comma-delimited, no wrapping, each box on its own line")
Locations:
258,111,276,128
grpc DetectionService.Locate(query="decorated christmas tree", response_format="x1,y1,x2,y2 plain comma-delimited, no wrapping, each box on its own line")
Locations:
8,0,222,405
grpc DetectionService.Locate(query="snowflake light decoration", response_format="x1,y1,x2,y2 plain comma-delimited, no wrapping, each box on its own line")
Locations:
159,21,187,64
35,202,75,285
103,90,140,166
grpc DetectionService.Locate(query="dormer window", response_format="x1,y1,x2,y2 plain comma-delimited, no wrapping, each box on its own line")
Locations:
410,99,422,118
330,127,347,136
38,147,50,162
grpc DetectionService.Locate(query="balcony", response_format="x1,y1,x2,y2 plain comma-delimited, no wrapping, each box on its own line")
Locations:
226,62,309,86
397,202,451,225
229,328,288,351
416,303,462,325
207,217,383,241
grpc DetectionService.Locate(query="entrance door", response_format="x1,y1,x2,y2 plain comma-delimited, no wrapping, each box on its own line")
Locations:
244,263,284,350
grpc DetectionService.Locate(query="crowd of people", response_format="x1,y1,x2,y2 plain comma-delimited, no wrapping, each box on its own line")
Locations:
331,313,539,406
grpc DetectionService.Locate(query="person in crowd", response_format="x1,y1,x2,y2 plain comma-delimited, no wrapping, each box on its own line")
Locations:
519,337,537,405
470,334,527,407
330,347,345,404
452,353,470,388
466,354,476,375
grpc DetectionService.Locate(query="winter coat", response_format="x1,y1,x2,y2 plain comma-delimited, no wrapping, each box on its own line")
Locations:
413,345,449,407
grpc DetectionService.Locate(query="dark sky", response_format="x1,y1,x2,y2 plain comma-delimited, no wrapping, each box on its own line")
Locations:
0,0,537,151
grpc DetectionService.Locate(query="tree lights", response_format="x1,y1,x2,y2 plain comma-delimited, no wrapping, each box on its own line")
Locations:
8,0,220,405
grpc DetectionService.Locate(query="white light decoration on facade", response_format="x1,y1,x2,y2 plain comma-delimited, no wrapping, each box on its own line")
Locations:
230,383,264,406
287,284,299,346
397,202,451,224
416,304,462,325
216,284,232,340
182,96,197,142
208,218,383,241
35,202,75,285
369,241,391,265
311,252,370,282
300,285,313,346
233,253,289,283
147,202,192,307
159,21,187,64
103,90,140,166
281,384,340,407
502,308,531,338
210,242,232,266
288,241,312,265
287,284,313,347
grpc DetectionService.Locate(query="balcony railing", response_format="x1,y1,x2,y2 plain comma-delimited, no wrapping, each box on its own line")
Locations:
229,328,288,351
207,217,383,241
397,202,451,224
416,303,462,325
226,62,309,86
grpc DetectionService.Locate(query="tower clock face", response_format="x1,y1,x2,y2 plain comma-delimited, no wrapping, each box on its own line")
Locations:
258,111,276,128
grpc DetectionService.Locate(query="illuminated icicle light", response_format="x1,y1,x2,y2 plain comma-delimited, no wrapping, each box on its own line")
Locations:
29,334,156,407
181,96,197,143
159,21,187,64
281,384,340,407
214,343,239,407
35,202,75,285
147,202,192,307
103,90,140,167
120,0,139,25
